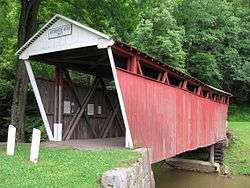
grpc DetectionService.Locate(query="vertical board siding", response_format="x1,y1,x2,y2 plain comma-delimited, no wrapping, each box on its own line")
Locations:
117,69,228,163
37,78,124,139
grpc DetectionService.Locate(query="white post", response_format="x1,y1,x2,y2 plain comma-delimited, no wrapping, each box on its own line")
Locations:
7,125,16,156
107,47,133,149
24,60,54,141
30,128,41,163
54,123,62,141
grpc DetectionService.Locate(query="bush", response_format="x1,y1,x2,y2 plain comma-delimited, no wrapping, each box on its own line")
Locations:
24,117,48,142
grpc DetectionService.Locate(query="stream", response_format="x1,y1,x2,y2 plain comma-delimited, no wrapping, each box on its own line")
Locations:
153,167,250,188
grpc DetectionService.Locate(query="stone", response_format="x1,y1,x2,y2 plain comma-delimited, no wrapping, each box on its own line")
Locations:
101,147,155,188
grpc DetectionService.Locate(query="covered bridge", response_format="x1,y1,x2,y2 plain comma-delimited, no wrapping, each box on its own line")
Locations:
16,15,231,163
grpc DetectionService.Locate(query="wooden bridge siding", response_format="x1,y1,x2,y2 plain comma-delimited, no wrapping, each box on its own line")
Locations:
37,78,124,139
117,69,228,163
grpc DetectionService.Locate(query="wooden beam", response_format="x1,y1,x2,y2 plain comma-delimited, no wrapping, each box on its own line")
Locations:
107,47,133,148
137,61,144,76
157,73,162,81
161,72,169,84
62,68,98,138
99,79,125,134
130,56,138,73
58,67,63,124
64,77,100,140
101,103,119,138
182,80,187,90
24,60,54,141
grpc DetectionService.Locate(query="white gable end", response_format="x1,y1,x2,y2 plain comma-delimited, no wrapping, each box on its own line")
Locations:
18,16,114,59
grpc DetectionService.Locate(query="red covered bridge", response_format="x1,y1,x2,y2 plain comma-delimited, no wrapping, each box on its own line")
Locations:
16,15,231,163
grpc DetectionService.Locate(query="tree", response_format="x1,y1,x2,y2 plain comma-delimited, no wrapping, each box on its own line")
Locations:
130,0,186,71
11,0,41,142
176,0,250,104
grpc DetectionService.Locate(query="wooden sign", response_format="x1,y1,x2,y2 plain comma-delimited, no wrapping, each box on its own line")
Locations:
48,24,72,39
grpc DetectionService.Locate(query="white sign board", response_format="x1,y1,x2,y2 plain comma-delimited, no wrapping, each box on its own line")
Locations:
87,104,94,115
64,101,71,114
48,24,72,39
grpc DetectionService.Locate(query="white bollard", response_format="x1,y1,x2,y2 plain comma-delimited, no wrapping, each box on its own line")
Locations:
30,128,41,163
53,123,62,141
7,125,16,156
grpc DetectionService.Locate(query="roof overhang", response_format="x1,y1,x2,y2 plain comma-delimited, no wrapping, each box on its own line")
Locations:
15,14,232,97
16,14,114,60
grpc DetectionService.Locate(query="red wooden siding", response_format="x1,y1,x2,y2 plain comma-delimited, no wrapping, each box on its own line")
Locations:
117,69,228,163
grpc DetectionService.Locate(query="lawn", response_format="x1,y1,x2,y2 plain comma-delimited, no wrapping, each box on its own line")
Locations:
224,121,250,175
0,144,139,188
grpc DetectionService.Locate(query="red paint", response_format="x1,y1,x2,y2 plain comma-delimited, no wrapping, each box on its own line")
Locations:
117,69,228,163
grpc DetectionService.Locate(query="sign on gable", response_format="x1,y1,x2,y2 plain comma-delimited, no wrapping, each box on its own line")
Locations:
48,23,72,39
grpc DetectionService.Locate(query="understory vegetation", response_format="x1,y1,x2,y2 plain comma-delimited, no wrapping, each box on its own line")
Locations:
0,145,139,188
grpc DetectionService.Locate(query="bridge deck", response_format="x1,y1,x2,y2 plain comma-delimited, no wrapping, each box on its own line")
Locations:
42,137,125,150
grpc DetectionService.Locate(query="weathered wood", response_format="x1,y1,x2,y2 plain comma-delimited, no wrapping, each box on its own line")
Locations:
64,77,101,140
138,61,144,76
58,67,63,124
62,68,98,138
161,72,169,84
101,103,119,138
99,79,125,133
63,77,100,138
84,113,98,138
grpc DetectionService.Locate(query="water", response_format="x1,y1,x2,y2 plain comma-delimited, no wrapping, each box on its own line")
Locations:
153,166,250,188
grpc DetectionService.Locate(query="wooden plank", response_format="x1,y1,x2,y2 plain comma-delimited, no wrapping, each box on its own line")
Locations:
62,68,98,138
84,113,98,138
102,104,119,138
58,67,63,124
99,79,125,133
64,77,100,140
161,72,169,84
24,60,54,141
64,77,99,137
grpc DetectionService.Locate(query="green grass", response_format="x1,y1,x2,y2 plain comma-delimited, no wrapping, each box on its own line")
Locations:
224,122,250,175
0,144,140,188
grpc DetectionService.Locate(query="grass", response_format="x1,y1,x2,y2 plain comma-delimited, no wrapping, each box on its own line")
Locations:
224,121,250,175
0,144,140,188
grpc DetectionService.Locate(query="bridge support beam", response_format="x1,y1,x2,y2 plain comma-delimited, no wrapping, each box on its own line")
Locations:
209,145,215,164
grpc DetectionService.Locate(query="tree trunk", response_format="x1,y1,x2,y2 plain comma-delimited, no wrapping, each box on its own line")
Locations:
11,0,41,142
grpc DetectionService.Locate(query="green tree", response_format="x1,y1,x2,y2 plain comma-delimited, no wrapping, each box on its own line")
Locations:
130,0,186,71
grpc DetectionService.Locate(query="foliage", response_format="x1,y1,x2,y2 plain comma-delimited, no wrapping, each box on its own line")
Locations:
130,0,186,71
224,122,250,175
24,117,47,142
228,105,250,122
176,0,250,102
0,144,139,188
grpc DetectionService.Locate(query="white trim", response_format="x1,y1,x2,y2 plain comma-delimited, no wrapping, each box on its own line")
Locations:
107,47,133,149
24,60,54,141
16,14,111,57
